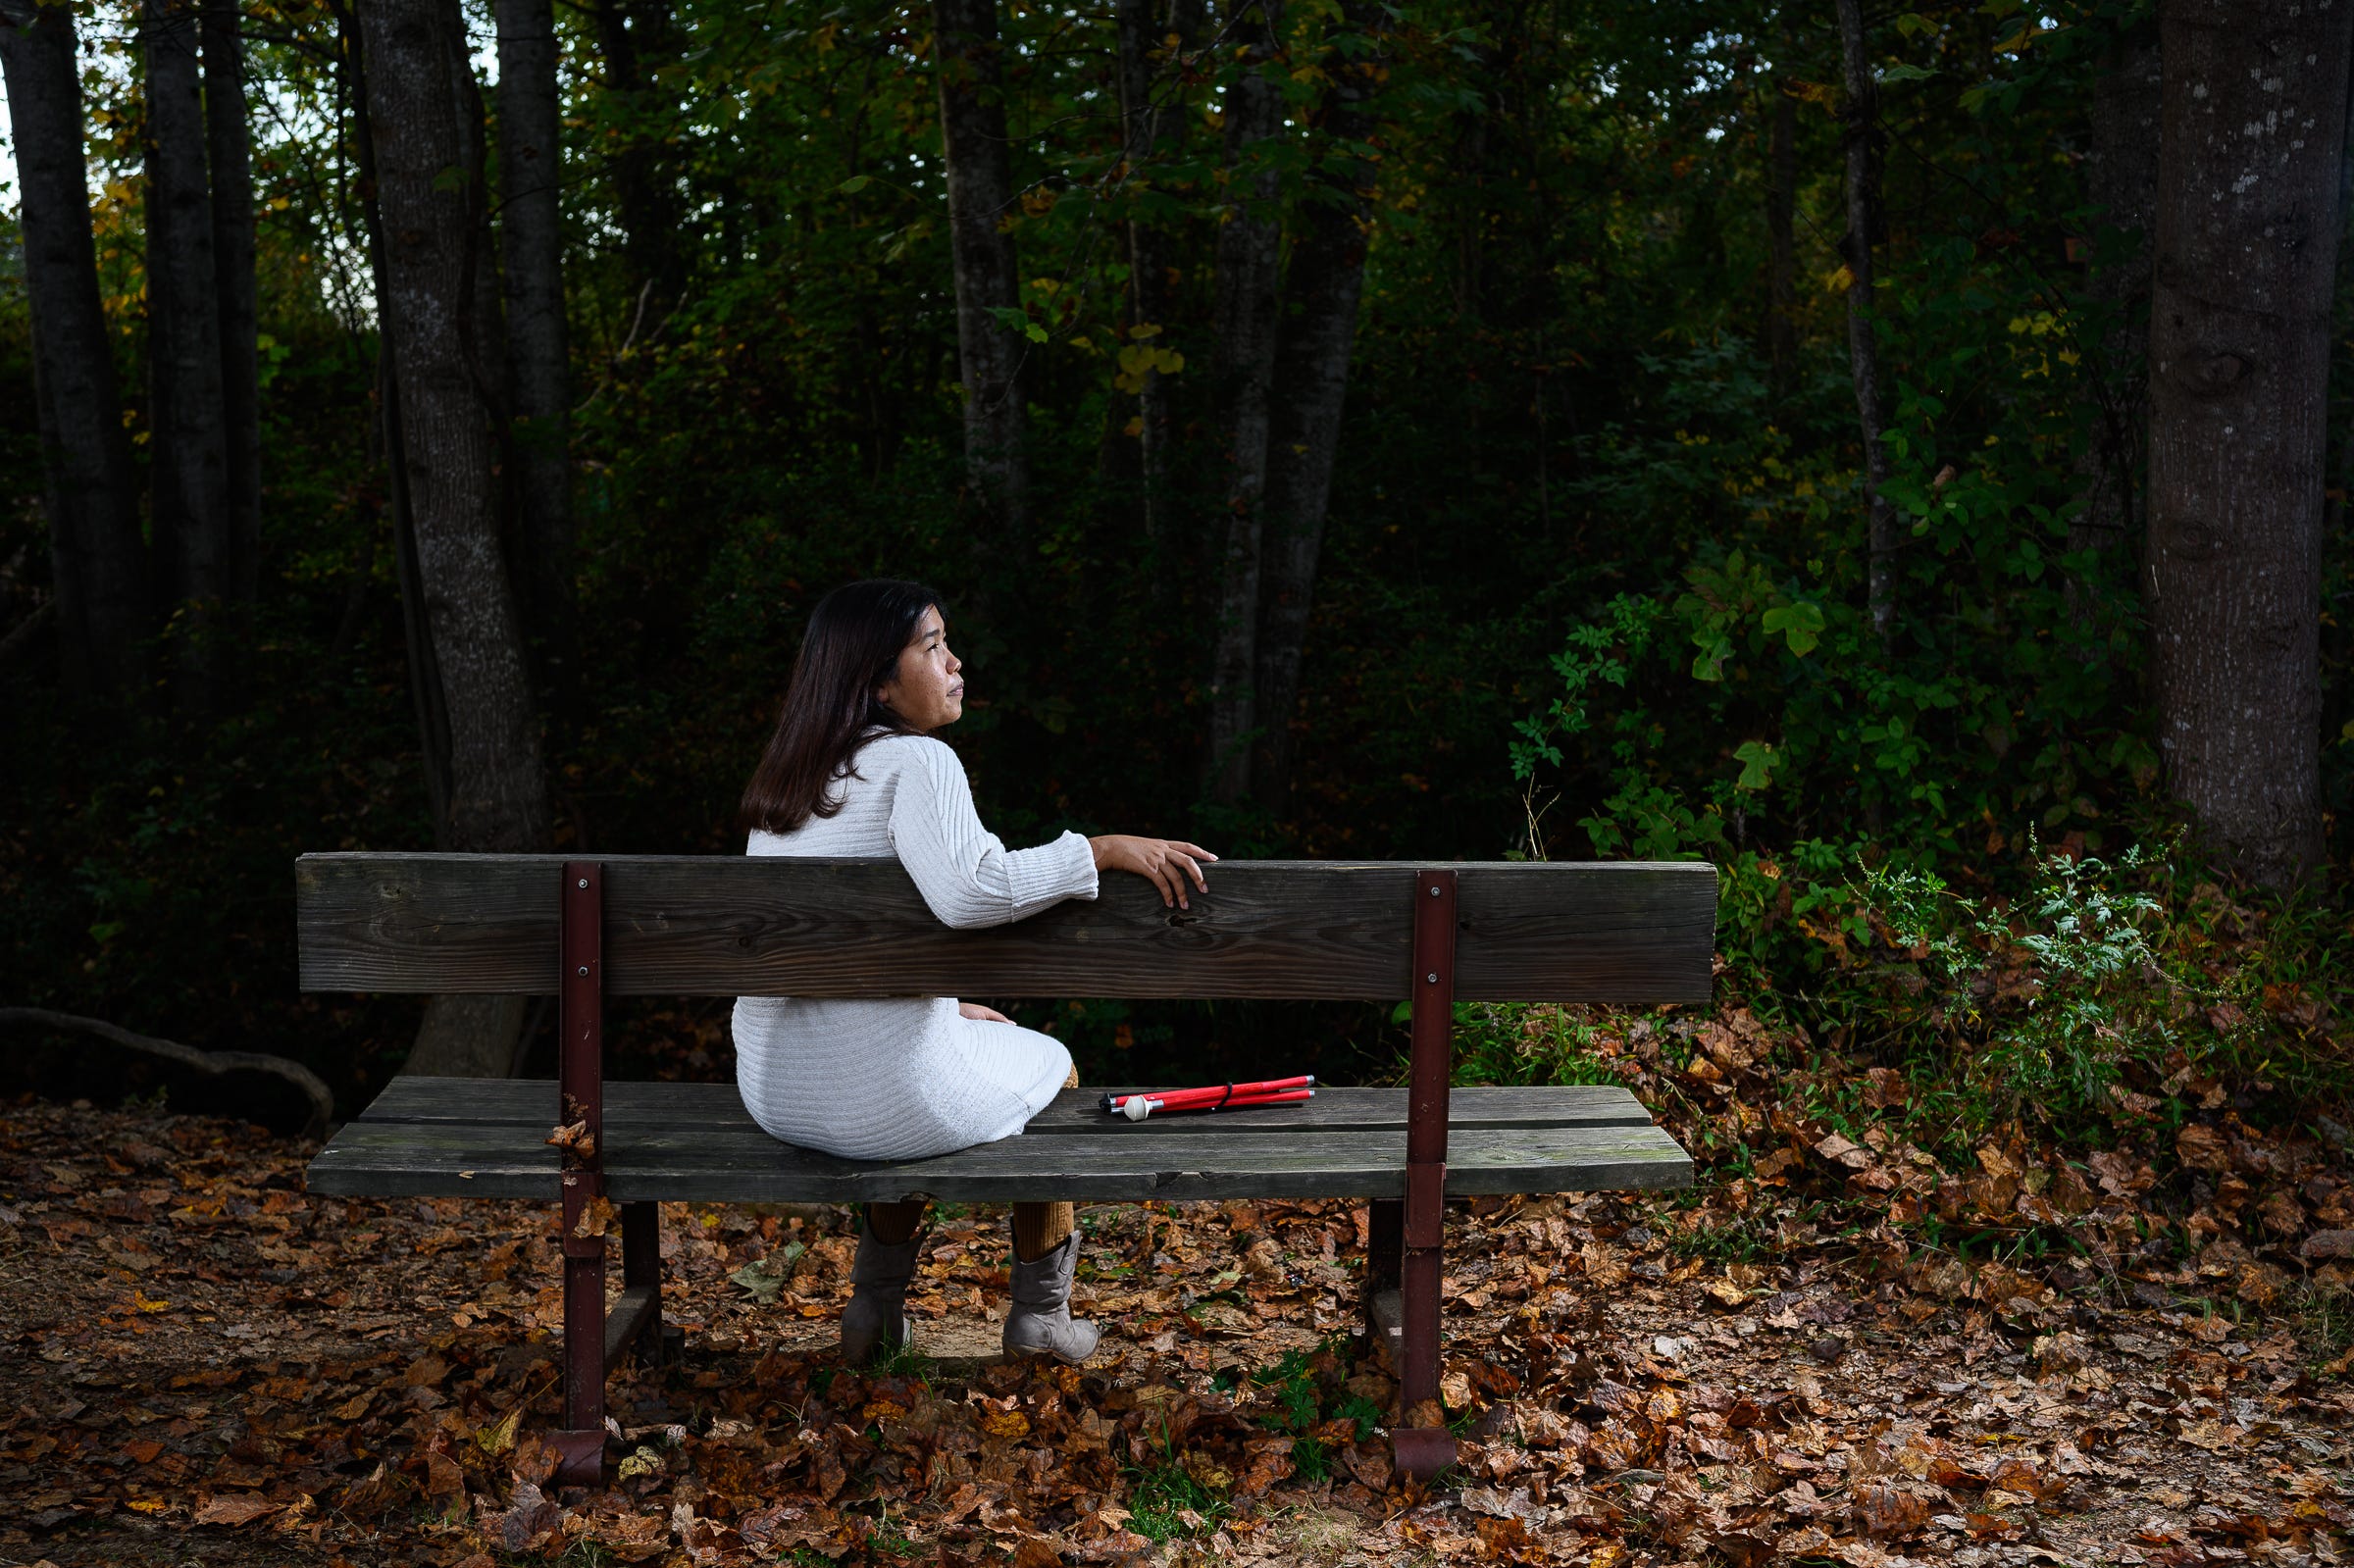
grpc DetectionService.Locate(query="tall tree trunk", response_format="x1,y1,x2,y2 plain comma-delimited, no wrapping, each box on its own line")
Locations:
1203,3,1284,807
358,0,551,1073
1115,0,1195,569
2147,0,2353,888
933,0,1030,544
1764,55,1799,379
145,0,234,717
340,0,453,838
1833,0,1894,650
1250,0,1384,812
0,0,149,701
202,0,260,607
593,0,685,314
447,17,506,426
2072,24,2161,625
496,0,575,703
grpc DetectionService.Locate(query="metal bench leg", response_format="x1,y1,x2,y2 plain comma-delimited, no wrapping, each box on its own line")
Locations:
603,1200,663,1371
556,1200,606,1482
1391,869,1457,1483
1365,1198,1404,1364
552,862,608,1486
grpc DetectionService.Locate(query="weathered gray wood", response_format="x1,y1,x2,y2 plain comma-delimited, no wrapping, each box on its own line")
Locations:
351,1077,1663,1135
304,1119,1692,1203
295,854,1717,1002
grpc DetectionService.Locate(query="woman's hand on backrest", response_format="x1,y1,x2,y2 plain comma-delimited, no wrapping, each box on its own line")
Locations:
1088,835,1217,909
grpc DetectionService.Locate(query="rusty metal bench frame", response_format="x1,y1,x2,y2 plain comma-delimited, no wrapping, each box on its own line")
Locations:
296,854,1712,1484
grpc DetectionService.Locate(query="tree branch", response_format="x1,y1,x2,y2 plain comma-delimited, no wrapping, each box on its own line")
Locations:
0,599,56,668
0,1007,333,1141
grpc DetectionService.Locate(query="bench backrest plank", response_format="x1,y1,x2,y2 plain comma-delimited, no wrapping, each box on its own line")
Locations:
296,854,1717,1001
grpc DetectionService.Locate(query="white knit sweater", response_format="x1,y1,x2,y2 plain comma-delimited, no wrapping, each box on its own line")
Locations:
730,733,1098,1160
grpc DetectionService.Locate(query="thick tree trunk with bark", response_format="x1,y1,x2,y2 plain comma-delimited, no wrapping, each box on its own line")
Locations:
1203,6,1284,806
933,0,1030,542
2072,25,2160,620
0,0,149,701
202,0,260,607
1834,0,1894,650
496,0,575,701
447,22,506,424
1250,0,1384,812
593,0,685,314
342,0,453,837
2147,0,2353,888
359,0,551,1072
145,0,234,715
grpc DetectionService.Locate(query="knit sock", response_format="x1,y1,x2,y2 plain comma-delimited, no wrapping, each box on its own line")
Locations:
1012,1201,1074,1262
1008,1066,1084,1261
864,1200,927,1246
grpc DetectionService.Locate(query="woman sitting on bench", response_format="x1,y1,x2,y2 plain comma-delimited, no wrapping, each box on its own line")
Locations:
731,578,1216,1364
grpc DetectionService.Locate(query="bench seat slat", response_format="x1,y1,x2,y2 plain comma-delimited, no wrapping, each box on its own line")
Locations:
305,1119,1693,1203
349,1078,1663,1135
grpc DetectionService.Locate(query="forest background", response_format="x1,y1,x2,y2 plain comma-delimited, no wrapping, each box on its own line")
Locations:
3,0,2353,1160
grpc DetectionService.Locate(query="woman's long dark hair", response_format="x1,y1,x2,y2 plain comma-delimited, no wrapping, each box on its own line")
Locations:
739,579,945,835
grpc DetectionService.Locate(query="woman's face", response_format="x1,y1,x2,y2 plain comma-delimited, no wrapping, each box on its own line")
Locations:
876,606,963,732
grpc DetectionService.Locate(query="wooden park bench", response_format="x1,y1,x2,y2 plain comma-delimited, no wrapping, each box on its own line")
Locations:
296,854,1714,1483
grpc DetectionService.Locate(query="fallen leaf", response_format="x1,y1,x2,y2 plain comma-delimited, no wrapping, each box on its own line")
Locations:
980,1408,1031,1441
1816,1132,1872,1169
474,1403,521,1457
2301,1229,2354,1260
194,1493,280,1527
1974,1142,2020,1180
2176,1123,2231,1172
488,1481,561,1554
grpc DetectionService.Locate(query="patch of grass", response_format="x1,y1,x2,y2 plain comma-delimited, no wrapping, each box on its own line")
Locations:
1244,1340,1384,1484
859,1518,927,1559
1124,1458,1228,1542
1263,1502,1366,1567
865,1339,936,1380
2300,1286,2354,1375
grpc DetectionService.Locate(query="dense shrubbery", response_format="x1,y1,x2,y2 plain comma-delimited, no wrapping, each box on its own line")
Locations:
1442,843,2354,1340
4,0,2354,1146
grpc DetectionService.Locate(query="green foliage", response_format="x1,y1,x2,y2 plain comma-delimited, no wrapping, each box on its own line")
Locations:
1758,841,2352,1153
1839,846,2169,1135
1121,1406,1233,1542
1243,1342,1383,1488
1392,1001,1627,1089
1123,1461,1225,1542
3,0,2348,1121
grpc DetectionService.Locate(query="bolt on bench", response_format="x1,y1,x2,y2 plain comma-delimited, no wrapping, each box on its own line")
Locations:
297,854,1714,1484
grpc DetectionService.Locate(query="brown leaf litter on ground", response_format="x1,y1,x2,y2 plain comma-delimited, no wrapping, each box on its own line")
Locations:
0,1081,2348,1568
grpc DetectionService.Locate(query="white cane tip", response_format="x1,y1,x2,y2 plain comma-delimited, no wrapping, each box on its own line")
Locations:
1124,1096,1151,1121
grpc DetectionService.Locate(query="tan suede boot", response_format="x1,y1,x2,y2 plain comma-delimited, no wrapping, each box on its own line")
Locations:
1001,1231,1100,1362
839,1227,925,1362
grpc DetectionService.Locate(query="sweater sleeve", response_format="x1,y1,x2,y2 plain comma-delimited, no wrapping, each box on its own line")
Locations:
887,739,1099,930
